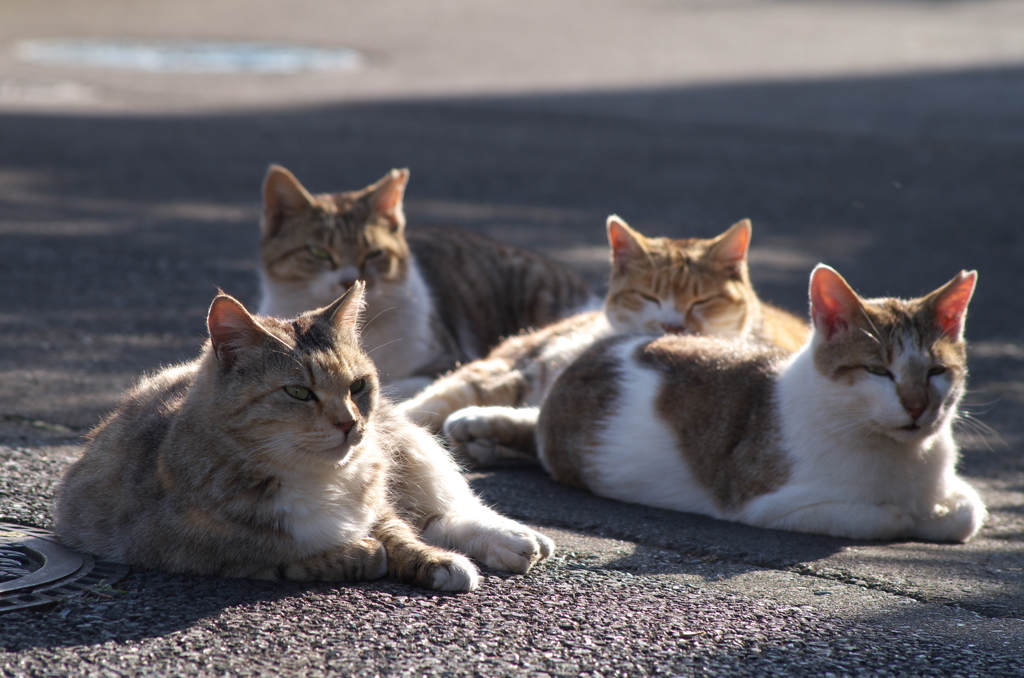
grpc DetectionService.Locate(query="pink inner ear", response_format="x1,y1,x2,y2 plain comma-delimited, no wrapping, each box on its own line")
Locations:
934,271,976,338
264,168,311,217
208,297,260,359
809,266,860,340
607,219,639,267
371,170,409,221
715,220,752,265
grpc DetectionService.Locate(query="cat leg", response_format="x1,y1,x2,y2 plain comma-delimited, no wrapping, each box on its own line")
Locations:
911,478,987,543
393,423,555,573
374,514,480,592
265,537,389,582
396,358,522,432
443,406,540,466
743,492,917,540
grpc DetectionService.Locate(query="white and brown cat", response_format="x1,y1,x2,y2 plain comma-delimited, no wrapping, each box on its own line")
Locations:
399,215,808,464
258,165,594,399
55,282,554,591
536,264,985,542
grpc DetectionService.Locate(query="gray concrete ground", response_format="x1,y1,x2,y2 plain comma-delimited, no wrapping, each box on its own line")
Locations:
2,0,1024,675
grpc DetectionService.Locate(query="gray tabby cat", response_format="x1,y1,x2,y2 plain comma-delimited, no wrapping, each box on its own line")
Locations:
55,282,553,591
258,165,595,398
536,265,985,542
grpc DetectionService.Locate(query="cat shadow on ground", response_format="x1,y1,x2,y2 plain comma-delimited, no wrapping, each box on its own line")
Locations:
467,465,1024,621
466,465,849,570
0,565,471,651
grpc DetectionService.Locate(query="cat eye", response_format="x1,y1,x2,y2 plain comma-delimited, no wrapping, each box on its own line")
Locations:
307,245,332,261
637,292,662,307
864,365,892,378
928,366,948,377
349,378,367,395
284,385,316,401
364,249,385,260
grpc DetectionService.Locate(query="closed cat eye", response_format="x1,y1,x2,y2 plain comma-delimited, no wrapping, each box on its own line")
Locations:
349,378,367,394
864,365,892,378
284,385,316,401
637,292,661,306
928,366,948,377
363,249,385,260
307,245,332,261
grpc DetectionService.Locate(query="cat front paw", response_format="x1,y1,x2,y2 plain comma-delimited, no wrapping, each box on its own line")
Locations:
429,553,481,592
444,406,537,466
473,521,555,574
445,407,499,462
873,503,916,540
913,493,987,543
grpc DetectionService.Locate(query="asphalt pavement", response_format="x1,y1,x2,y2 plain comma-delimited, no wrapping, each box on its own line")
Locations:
2,0,1024,675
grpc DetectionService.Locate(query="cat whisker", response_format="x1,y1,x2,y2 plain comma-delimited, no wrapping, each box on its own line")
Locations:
953,413,1005,450
365,338,404,355
361,305,397,332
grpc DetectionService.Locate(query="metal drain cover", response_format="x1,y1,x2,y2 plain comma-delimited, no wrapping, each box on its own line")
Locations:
16,39,361,74
0,522,129,613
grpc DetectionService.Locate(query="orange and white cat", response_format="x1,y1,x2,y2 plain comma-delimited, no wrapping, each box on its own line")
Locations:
537,265,985,542
399,216,808,464
257,165,594,399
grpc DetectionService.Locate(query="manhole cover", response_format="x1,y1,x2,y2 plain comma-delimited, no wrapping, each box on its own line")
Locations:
0,522,129,613
15,39,361,74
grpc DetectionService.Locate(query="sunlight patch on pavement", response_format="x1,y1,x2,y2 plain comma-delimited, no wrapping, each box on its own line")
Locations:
16,39,361,74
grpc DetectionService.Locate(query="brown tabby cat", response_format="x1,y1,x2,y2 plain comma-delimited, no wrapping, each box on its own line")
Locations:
54,283,554,591
398,215,809,465
258,165,595,399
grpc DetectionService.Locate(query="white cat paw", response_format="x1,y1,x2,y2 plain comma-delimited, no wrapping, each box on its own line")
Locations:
444,407,500,465
875,503,916,539
430,553,481,592
474,522,555,574
914,496,987,543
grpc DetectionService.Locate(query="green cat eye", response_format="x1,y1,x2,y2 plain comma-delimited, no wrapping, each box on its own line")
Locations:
349,378,367,395
284,385,315,401
864,365,892,378
307,245,332,260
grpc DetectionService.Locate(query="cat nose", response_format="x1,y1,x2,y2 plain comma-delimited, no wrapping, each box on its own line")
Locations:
902,399,927,421
335,419,354,436
340,278,359,290
661,323,686,334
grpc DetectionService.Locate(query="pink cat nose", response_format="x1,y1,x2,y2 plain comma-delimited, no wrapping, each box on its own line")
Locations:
336,420,354,435
661,323,686,334
902,400,927,421
341,279,359,290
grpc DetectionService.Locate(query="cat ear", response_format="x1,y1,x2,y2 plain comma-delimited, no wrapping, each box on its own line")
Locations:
322,280,366,336
808,264,863,340
710,219,752,271
208,294,271,365
928,270,977,340
368,169,409,233
607,215,646,272
262,165,316,240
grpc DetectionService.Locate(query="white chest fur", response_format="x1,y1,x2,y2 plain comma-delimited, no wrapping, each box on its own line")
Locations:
360,256,438,383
